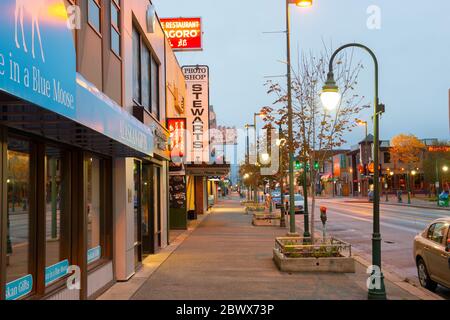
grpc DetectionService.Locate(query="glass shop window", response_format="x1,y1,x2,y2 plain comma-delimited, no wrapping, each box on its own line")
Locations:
44,147,70,285
86,157,102,264
6,137,33,298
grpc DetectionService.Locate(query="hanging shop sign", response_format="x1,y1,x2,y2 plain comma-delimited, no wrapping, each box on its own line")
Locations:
160,17,203,51
168,118,187,160
0,0,76,118
182,65,210,164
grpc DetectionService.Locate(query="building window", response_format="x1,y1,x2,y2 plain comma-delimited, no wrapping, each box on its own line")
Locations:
151,56,160,118
110,0,121,56
44,147,70,285
384,152,391,164
88,0,101,34
132,28,141,103
6,137,33,297
132,26,160,119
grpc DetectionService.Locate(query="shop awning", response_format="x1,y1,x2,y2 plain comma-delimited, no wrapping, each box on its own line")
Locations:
0,74,154,158
185,163,231,177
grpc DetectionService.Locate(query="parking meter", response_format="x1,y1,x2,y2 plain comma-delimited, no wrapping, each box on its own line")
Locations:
320,207,327,241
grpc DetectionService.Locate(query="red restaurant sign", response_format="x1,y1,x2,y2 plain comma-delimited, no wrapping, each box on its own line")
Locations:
160,17,203,51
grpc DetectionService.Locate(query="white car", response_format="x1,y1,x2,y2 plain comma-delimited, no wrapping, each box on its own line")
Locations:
283,194,305,214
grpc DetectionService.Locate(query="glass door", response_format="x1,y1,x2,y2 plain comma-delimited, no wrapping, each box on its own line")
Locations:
133,160,142,266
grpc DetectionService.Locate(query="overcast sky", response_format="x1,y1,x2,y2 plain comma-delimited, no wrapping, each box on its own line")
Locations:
155,0,450,148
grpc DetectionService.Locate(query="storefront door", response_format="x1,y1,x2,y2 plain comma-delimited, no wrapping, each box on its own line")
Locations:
141,164,161,255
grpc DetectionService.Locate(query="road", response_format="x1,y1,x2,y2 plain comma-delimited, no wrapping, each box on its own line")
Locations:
294,198,450,299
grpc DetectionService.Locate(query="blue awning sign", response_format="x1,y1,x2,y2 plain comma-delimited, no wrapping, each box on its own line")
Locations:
0,0,76,118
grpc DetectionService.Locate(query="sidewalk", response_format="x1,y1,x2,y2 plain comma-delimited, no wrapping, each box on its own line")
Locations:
99,197,435,300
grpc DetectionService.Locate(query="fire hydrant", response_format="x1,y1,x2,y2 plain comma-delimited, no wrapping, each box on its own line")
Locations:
320,206,328,242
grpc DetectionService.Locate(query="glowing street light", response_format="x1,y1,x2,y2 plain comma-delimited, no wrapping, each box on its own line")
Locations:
320,73,341,111
260,152,271,165
295,0,313,7
443,165,449,173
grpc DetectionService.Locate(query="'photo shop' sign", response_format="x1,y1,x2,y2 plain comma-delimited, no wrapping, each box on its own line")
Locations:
182,65,210,164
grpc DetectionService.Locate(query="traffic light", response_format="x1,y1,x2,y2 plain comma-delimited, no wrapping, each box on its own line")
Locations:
295,161,302,170
314,161,320,170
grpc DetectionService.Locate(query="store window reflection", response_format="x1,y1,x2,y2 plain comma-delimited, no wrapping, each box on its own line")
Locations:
45,147,70,277
87,157,101,261
6,137,31,285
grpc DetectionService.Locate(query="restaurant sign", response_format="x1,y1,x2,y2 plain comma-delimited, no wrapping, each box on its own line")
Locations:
160,17,203,51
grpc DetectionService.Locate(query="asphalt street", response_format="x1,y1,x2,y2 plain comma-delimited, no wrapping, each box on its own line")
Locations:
294,198,450,299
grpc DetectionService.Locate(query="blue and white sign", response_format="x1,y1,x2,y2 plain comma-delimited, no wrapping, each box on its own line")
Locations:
87,246,102,264
0,0,76,118
6,274,33,300
45,259,69,286
76,75,155,156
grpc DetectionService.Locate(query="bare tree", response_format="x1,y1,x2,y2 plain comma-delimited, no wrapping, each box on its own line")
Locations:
263,43,368,241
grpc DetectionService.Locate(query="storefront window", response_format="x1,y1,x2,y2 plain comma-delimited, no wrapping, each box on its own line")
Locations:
44,147,70,284
6,137,32,293
87,157,102,264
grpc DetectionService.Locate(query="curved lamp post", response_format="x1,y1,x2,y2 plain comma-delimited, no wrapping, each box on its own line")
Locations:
321,43,387,300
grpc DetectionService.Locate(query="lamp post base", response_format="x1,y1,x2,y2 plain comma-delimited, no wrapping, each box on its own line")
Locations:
287,232,300,237
368,274,387,300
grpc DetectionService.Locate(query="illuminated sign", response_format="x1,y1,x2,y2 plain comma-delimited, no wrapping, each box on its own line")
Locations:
0,0,76,118
168,118,186,160
160,17,203,51
182,65,210,164
428,146,450,153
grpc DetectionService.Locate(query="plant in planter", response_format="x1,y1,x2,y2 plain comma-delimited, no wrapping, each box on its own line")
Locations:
273,237,355,273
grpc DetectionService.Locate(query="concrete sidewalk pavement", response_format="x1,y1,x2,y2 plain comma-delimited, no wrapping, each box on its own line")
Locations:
99,197,432,300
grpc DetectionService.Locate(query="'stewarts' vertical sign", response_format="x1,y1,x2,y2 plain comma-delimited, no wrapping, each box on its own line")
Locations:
182,65,210,164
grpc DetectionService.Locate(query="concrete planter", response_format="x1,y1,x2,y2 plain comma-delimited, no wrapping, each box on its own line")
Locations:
252,213,281,227
273,237,355,273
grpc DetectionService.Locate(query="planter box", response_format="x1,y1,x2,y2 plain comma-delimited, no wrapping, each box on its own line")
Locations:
252,213,281,227
273,237,355,273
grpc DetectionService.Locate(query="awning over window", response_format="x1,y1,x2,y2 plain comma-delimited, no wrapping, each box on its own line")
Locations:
0,74,155,158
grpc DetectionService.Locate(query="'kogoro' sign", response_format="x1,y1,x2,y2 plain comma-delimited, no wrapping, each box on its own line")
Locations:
182,66,210,164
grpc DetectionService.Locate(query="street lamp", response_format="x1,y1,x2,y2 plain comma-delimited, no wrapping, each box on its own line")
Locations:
285,0,313,237
260,152,271,165
322,43,386,300
443,165,449,173
296,0,313,7
278,124,287,228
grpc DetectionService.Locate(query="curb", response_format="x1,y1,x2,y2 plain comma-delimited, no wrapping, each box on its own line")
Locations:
305,229,443,300
381,202,450,212
353,255,443,300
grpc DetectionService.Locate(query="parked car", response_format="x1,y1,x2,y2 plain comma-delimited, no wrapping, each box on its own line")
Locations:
272,196,282,209
413,217,450,291
284,194,305,214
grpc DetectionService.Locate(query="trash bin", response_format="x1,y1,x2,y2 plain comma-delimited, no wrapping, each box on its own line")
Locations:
438,191,449,207
188,210,197,220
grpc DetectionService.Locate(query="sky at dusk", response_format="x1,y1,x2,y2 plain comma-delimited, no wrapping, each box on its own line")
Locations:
154,0,450,150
